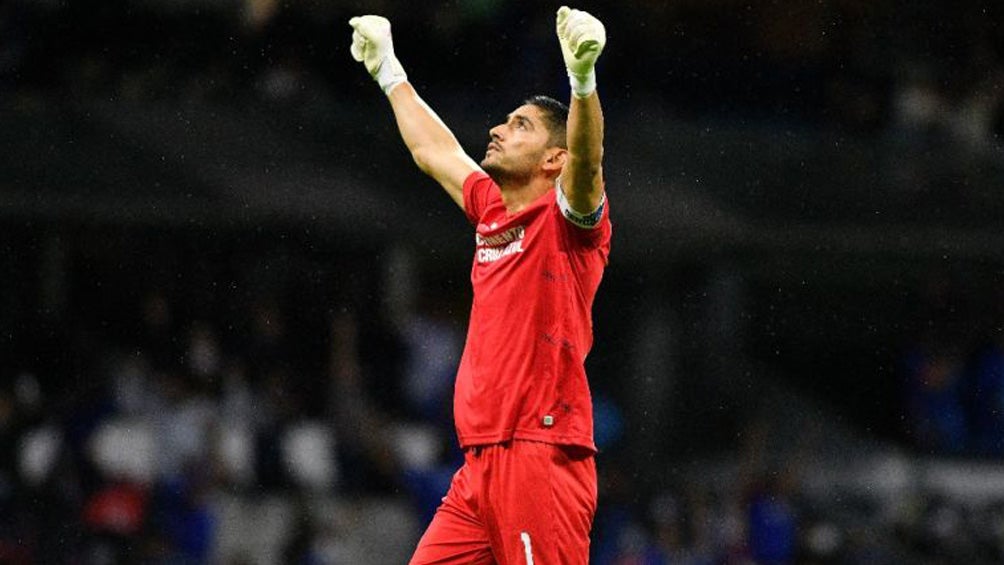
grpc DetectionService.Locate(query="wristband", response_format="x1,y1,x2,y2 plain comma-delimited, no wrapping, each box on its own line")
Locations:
568,69,596,98
375,55,407,95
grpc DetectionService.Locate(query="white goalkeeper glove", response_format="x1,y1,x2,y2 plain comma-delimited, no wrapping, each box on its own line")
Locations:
556,6,606,98
349,15,407,95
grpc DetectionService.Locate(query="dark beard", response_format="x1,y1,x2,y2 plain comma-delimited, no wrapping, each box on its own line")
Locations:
481,159,505,183
481,160,530,186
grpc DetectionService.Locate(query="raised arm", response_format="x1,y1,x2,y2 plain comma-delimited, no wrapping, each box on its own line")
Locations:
385,83,481,209
349,16,480,210
555,7,607,217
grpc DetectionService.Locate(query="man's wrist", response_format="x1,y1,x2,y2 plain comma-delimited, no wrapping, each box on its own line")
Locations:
375,55,407,95
568,68,596,98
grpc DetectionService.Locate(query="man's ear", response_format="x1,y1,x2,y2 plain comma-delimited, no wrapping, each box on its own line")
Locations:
542,148,567,175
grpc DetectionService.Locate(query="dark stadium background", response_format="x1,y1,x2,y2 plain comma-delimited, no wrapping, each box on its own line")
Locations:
2,0,1004,563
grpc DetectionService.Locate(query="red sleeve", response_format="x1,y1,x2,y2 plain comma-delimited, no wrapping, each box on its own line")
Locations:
559,195,613,254
462,171,495,225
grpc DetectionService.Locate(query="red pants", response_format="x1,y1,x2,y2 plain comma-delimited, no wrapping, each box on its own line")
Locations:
410,440,597,565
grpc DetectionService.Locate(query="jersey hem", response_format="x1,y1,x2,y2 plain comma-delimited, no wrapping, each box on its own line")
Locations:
458,429,597,453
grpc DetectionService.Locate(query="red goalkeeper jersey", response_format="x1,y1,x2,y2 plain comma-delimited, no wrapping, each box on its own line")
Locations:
454,171,612,452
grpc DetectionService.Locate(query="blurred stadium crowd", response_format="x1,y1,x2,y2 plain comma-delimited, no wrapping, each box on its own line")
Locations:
3,0,1004,563
4,0,1004,141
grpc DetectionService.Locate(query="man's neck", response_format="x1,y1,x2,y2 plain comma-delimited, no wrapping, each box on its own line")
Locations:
498,176,554,215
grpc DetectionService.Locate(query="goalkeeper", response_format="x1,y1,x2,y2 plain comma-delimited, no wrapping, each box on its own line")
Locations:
351,6,610,564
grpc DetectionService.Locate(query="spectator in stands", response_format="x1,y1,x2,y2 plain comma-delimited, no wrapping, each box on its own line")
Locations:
967,332,1004,456
745,472,798,565
900,340,969,454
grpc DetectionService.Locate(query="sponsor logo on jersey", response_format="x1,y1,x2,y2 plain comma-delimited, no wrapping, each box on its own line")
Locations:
475,225,525,263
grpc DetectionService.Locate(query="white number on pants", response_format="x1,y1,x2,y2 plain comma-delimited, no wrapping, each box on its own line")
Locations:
520,531,535,565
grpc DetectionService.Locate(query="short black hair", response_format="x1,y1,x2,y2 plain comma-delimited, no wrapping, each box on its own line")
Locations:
524,95,568,149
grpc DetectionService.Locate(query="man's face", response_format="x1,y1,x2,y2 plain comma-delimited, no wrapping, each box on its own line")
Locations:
480,104,555,182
